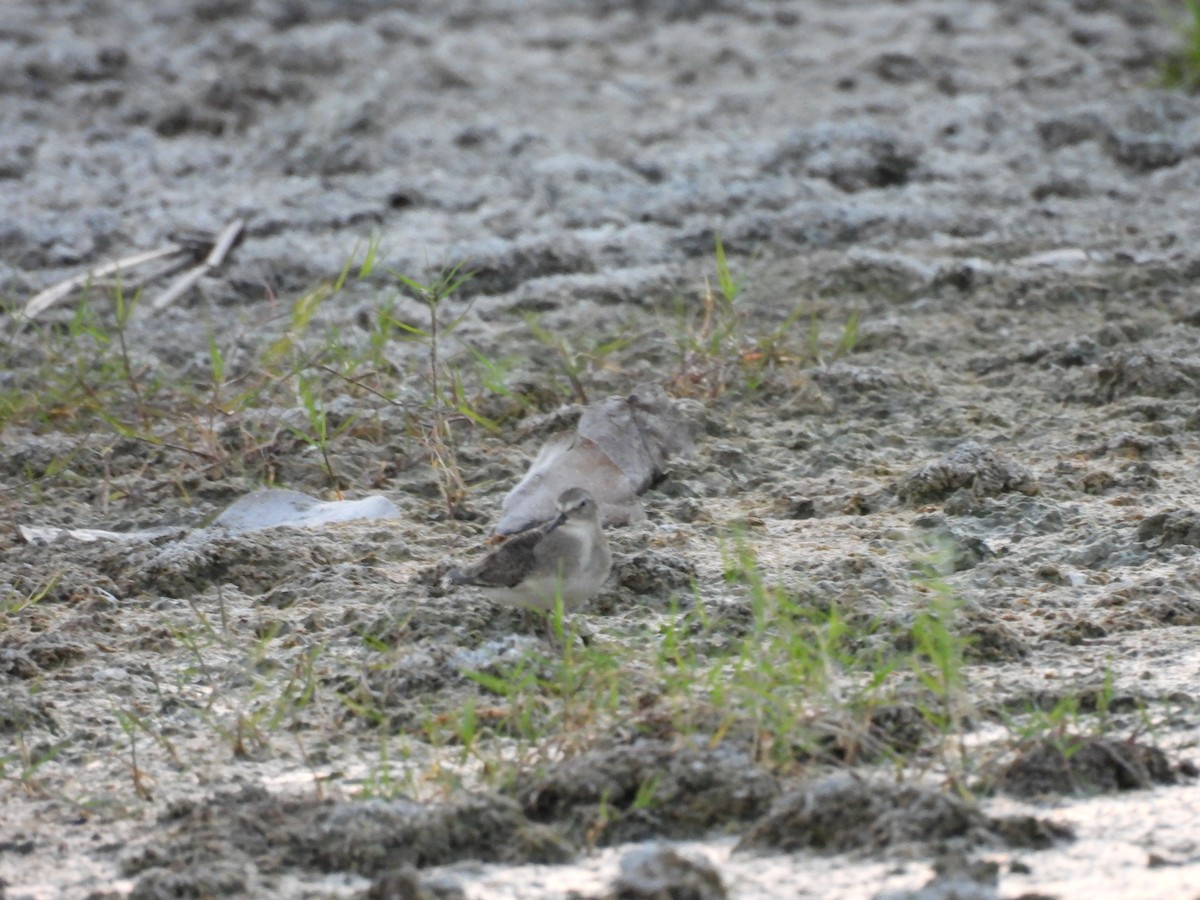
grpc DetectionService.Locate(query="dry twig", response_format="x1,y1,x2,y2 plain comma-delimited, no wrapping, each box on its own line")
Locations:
148,219,244,313
23,245,185,319
20,218,245,320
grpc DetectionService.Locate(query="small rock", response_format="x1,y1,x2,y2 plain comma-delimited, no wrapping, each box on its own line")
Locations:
610,844,726,900
495,386,700,534
366,865,465,899
897,442,1036,506
773,496,815,520
617,551,697,596
1104,133,1182,172
871,52,928,84
1036,112,1106,150
1097,349,1200,401
875,852,998,900
1136,508,1200,549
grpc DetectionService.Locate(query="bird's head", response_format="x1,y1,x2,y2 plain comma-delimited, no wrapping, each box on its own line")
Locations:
548,487,599,530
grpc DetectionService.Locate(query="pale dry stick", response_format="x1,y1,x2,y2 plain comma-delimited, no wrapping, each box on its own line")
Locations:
30,254,197,311
147,218,245,313
22,244,185,319
117,253,198,289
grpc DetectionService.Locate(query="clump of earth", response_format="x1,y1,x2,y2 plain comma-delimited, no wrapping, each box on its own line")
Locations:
3,1,1200,897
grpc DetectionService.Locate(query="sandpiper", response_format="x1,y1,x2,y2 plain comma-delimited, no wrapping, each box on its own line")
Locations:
449,487,612,612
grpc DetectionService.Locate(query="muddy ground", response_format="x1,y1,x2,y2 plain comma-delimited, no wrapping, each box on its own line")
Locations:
3,1,1200,897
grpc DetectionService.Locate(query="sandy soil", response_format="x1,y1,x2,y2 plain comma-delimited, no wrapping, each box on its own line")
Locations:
3,1,1200,898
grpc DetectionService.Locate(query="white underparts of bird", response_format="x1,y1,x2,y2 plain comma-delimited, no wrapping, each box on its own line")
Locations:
449,487,613,612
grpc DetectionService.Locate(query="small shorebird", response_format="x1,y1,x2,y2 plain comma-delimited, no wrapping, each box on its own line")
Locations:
449,487,612,612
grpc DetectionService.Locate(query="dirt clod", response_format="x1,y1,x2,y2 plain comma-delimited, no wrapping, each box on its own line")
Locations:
515,741,777,847
985,737,1178,799
736,775,1069,856
897,443,1036,507
125,785,571,892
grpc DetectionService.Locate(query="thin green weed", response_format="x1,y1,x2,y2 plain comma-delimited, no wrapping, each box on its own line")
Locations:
1162,0,1200,91
524,313,632,404
380,259,477,513
671,234,860,397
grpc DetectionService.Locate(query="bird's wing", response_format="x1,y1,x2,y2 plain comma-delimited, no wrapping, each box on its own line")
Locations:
531,521,577,572
460,527,545,588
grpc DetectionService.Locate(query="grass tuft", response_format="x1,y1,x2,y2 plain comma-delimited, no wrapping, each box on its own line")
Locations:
670,234,860,397
1162,0,1200,91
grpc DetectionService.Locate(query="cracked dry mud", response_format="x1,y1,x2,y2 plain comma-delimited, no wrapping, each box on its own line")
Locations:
3,1,1200,898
